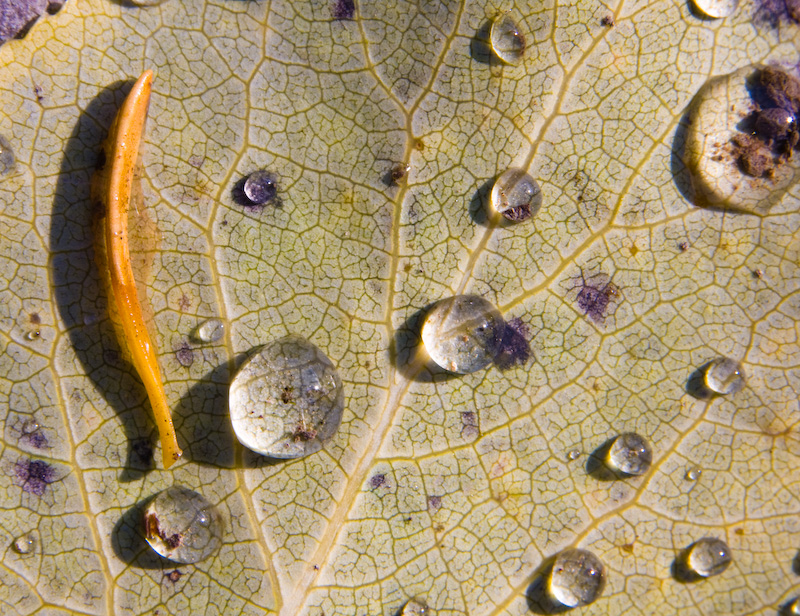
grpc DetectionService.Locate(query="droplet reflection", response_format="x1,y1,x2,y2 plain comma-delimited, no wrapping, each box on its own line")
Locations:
691,0,739,18
685,537,732,578
606,432,652,476
490,168,542,222
704,357,746,395
490,13,525,65
548,548,606,607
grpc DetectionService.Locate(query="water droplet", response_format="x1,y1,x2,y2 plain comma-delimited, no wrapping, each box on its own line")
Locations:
684,537,732,578
685,466,703,481
691,0,739,18
12,534,35,555
490,13,525,65
490,168,542,222
25,330,40,341
193,318,225,343
548,548,606,607
567,449,581,461
229,335,345,458
606,432,652,476
0,134,15,177
401,599,429,616
421,295,505,374
787,597,800,616
704,357,746,395
21,419,40,434
243,170,278,205
144,485,222,564
683,65,800,214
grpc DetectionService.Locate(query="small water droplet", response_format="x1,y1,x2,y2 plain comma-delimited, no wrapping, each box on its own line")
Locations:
193,318,225,343
685,466,703,481
22,419,40,434
683,65,800,214
490,168,542,222
12,534,35,555
685,537,732,578
606,432,652,476
0,134,15,177
243,170,278,205
421,295,505,374
691,0,739,18
704,357,746,395
548,548,606,607
567,449,581,461
400,599,429,616
144,485,222,564
25,330,41,341
229,335,345,458
787,597,800,616
490,13,525,65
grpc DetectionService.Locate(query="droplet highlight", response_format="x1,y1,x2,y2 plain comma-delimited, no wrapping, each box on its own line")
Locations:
229,334,344,458
490,168,542,222
548,548,606,607
193,318,225,343
684,537,732,578
567,449,581,461
606,432,652,476
685,466,703,481
144,485,222,564
691,0,739,18
400,599,429,616
704,357,746,395
490,13,525,65
12,534,35,555
243,170,278,205
786,597,800,616
421,295,505,374
0,135,14,177
683,65,800,214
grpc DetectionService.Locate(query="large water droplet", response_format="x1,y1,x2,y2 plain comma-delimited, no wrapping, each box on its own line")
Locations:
144,485,222,564
606,432,652,476
0,135,14,177
548,548,606,607
401,599,429,616
691,0,739,18
12,534,35,555
683,65,800,214
704,357,746,395
490,13,525,65
193,318,225,343
685,537,732,578
229,335,344,458
243,170,278,205
421,295,505,374
490,168,542,222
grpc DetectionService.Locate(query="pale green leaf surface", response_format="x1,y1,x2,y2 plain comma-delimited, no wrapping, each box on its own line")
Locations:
1,0,799,614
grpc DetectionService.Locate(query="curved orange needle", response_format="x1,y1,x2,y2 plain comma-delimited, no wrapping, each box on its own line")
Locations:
104,70,182,468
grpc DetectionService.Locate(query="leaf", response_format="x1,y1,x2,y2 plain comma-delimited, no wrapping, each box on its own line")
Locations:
0,0,799,615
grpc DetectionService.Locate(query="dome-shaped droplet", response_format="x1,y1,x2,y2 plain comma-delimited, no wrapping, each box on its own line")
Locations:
787,597,800,615
490,168,542,222
691,0,739,18
400,599,429,616
144,485,222,564
685,537,732,578
685,466,703,481
243,170,278,205
421,295,505,374
490,13,525,65
229,335,344,458
683,65,800,214
606,432,652,476
704,357,746,395
193,318,225,343
12,534,35,555
548,548,606,607
0,135,14,177
567,449,581,461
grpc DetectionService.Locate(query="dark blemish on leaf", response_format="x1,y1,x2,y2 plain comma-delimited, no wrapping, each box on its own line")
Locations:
493,317,532,370
389,163,410,186
369,473,387,489
573,272,621,323
175,343,194,368
427,495,442,511
292,421,317,442
621,542,635,553
281,386,294,404
187,155,204,168
601,15,615,26
460,411,479,440
332,0,355,20
165,533,182,549
166,570,182,583
754,0,800,27
33,84,44,103
679,241,689,252
29,312,41,324
414,139,425,151
21,421,48,449
14,458,55,496
753,268,765,279
178,293,192,312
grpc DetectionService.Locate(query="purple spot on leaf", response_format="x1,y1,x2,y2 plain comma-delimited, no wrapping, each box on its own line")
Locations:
332,0,355,20
369,473,386,489
493,317,532,370
15,458,55,496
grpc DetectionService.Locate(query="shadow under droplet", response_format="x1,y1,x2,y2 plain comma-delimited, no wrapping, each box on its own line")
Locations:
468,177,495,228
792,549,800,576
389,304,460,384
525,558,570,615
111,495,164,570
584,438,618,481
685,362,714,400
50,78,159,484
470,18,501,66
671,548,704,583
670,109,697,207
